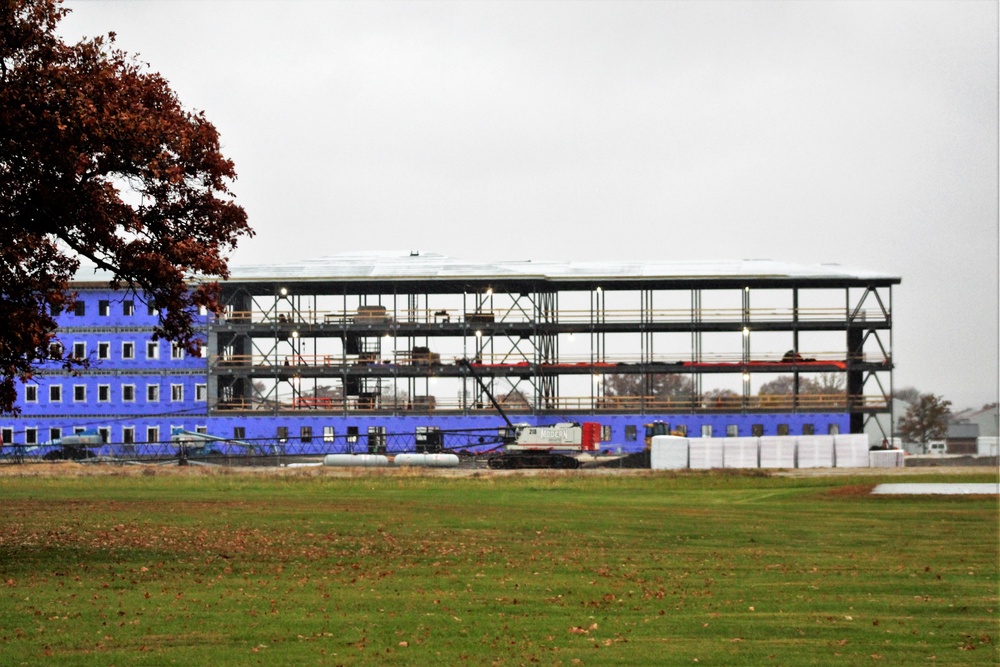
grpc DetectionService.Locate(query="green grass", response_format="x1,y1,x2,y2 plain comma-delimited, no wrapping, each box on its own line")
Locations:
0,469,996,666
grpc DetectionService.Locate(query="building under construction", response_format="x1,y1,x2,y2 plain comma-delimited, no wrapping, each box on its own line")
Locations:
2,252,900,458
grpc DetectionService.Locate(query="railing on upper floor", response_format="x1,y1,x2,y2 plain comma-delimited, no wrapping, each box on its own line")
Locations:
219,306,889,327
209,351,877,370
211,393,888,413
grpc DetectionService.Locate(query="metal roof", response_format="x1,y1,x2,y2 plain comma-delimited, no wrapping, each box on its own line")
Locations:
225,251,900,284
70,251,900,289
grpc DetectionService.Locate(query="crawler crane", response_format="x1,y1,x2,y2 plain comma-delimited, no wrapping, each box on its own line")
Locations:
458,359,599,469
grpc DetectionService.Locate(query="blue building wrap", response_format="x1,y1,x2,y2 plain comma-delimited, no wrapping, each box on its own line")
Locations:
0,283,855,457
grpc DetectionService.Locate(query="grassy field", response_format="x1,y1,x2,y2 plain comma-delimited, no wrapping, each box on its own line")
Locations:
0,466,996,666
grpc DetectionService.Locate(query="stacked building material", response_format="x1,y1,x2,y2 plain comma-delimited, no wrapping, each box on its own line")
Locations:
834,433,871,467
650,436,689,470
723,437,759,468
797,436,835,468
868,449,905,467
759,436,796,468
689,438,725,469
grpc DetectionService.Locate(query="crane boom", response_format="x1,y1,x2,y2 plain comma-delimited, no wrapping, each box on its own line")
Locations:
457,358,515,431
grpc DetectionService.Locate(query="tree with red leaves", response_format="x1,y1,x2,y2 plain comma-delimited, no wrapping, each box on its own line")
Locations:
0,0,251,412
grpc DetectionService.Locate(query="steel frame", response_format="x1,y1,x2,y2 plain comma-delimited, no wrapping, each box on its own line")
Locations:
213,277,897,427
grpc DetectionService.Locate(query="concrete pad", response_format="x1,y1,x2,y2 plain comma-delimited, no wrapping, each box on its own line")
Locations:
871,483,999,495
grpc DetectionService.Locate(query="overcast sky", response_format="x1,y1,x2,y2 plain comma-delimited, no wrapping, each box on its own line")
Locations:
59,1,998,409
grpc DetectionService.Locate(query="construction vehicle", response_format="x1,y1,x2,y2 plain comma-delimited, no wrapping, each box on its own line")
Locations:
644,421,686,448
170,428,281,463
42,430,101,460
644,421,670,448
458,358,599,469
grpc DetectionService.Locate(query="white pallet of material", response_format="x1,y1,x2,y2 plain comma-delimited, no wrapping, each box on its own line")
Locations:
650,436,689,470
723,437,759,468
869,449,905,468
759,436,796,469
797,436,834,468
834,433,870,467
689,438,725,469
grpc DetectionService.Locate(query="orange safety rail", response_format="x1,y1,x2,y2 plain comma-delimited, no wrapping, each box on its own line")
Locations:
293,396,344,410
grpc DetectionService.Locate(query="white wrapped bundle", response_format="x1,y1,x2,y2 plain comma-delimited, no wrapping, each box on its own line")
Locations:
650,436,689,470
834,433,870,468
723,437,759,468
797,436,834,468
869,450,905,468
689,437,725,469
760,436,796,469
